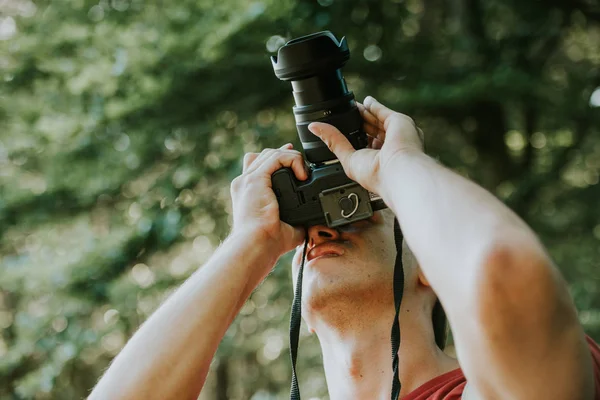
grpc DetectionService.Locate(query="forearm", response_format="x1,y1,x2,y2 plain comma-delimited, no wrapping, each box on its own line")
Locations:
382,151,594,400
313,96,592,397
381,150,547,307
89,230,277,400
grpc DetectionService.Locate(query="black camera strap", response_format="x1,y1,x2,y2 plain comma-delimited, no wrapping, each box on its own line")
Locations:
289,220,405,400
390,217,404,400
289,232,309,400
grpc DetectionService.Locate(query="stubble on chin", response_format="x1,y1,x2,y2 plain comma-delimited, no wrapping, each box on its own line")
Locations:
302,267,395,333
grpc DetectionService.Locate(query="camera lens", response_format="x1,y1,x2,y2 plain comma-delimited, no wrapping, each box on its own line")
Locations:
271,31,367,164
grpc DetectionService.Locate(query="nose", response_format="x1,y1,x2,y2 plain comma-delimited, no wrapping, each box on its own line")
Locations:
307,224,341,248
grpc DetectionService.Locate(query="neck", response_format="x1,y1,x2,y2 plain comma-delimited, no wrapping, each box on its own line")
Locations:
313,300,459,400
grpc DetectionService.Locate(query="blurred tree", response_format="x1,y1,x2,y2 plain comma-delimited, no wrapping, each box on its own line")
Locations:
0,0,599,399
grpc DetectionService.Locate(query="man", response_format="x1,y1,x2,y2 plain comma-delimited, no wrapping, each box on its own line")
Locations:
89,97,600,399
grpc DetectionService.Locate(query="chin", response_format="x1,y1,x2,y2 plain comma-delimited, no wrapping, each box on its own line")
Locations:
301,261,394,319
302,279,395,334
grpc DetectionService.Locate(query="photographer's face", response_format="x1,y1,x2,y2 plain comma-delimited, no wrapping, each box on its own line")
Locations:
291,210,398,327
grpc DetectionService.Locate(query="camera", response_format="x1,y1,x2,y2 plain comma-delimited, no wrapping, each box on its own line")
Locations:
270,31,386,228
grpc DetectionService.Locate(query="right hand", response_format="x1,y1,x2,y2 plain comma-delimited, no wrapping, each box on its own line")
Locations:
308,96,424,198
230,143,308,256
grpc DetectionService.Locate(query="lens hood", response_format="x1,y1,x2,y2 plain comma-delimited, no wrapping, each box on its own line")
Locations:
271,31,350,81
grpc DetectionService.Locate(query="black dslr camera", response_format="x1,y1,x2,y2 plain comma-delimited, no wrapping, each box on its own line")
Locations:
271,31,386,228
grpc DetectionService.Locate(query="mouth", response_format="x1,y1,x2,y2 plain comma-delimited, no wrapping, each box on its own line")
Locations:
307,242,345,262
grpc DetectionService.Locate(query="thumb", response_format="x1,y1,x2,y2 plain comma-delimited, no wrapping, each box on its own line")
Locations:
308,122,357,169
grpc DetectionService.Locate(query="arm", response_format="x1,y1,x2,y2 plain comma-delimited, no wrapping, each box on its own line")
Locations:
310,97,594,399
89,144,307,400
384,149,593,400
89,231,277,400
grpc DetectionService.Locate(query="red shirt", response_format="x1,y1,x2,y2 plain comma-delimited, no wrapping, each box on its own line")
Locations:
403,336,600,399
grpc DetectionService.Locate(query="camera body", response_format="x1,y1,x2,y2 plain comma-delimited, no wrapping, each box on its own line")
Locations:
272,162,384,228
271,31,386,228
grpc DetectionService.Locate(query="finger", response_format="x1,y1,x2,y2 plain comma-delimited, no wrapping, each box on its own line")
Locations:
280,143,294,150
358,102,383,129
309,121,384,187
255,150,308,181
385,112,420,146
246,148,301,175
243,152,259,172
245,148,275,174
363,122,386,142
363,96,396,129
308,122,356,168
366,135,384,149
372,137,384,150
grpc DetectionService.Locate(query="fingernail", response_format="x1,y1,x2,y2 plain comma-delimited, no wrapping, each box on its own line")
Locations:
308,123,321,135
364,96,378,106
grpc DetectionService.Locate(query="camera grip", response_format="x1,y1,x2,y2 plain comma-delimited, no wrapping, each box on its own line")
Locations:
271,163,363,227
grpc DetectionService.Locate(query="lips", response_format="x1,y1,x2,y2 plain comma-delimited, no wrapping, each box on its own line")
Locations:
307,242,345,262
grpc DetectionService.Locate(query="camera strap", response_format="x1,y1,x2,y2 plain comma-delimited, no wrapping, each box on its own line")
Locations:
390,217,404,400
288,221,405,400
289,231,309,400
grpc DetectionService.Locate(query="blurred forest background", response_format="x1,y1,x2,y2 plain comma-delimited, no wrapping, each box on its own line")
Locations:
1,0,599,399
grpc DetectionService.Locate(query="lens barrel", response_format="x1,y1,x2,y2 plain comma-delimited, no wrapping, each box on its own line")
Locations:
271,31,367,164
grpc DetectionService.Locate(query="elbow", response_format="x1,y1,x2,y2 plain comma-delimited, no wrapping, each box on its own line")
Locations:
463,236,592,400
472,238,577,336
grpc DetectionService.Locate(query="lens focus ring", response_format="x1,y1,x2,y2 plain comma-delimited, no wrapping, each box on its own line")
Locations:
296,103,366,164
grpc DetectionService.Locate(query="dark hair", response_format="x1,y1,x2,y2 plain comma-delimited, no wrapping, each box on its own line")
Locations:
432,299,448,349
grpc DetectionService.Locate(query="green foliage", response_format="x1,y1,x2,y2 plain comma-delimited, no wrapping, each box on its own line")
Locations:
1,0,599,398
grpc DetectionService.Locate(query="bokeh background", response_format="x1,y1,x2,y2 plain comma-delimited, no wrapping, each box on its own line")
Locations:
1,0,599,398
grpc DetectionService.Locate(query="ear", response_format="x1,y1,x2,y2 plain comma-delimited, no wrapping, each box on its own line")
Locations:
417,267,431,287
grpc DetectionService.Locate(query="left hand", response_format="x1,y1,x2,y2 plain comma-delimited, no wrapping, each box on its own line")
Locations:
230,143,308,257
308,96,424,197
